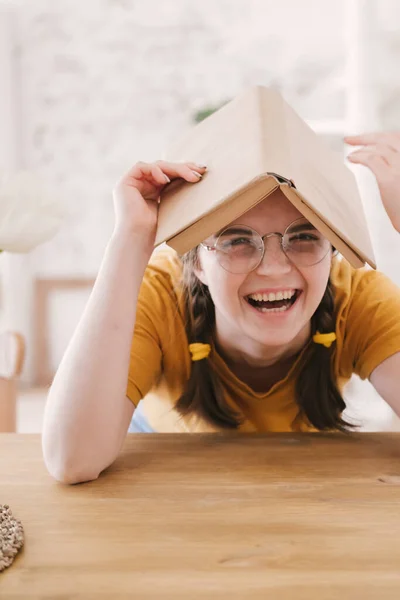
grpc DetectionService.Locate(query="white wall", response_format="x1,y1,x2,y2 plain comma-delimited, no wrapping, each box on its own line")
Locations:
1,0,400,383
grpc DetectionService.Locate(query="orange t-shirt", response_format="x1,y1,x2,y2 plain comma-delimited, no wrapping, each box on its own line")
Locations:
126,248,400,432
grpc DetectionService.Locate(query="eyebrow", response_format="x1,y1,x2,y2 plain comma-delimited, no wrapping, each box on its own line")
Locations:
217,227,254,237
215,222,317,237
287,222,317,233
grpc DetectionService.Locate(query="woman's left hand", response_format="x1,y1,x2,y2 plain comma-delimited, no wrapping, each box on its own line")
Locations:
345,132,400,233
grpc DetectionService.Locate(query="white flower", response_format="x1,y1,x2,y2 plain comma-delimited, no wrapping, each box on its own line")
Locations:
0,170,63,253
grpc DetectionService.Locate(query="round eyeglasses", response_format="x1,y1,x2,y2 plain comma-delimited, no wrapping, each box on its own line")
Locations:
200,217,333,274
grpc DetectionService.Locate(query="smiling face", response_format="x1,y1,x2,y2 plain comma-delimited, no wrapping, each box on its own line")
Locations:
195,190,333,362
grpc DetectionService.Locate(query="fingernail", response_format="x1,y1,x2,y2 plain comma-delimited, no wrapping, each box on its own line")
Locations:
196,164,207,169
164,174,171,183
192,171,202,178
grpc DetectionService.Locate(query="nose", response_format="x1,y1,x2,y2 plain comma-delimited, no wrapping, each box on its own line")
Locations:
255,233,293,275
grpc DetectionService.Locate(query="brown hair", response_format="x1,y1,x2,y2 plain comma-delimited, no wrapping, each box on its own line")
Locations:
175,247,354,432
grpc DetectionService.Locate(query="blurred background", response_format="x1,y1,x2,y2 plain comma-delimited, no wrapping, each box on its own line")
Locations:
1,0,400,432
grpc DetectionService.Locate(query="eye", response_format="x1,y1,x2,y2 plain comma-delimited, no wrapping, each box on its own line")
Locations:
230,237,253,246
219,236,254,249
288,233,319,243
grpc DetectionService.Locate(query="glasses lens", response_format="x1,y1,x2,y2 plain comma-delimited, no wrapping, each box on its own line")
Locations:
282,218,331,266
215,226,263,273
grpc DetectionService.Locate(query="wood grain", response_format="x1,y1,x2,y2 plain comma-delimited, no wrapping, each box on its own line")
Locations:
1,433,400,599
0,332,25,432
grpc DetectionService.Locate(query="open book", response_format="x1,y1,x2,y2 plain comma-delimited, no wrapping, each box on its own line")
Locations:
155,86,375,269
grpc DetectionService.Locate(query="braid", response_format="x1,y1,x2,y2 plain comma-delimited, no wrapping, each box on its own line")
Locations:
175,249,244,428
295,279,354,431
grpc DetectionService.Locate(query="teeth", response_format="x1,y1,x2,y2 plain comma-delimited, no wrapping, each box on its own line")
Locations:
260,305,289,313
248,289,296,301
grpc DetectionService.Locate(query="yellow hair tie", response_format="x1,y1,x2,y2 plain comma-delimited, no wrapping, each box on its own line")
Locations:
313,331,337,348
189,343,211,362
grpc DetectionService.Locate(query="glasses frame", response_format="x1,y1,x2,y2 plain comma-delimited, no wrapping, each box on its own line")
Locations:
200,217,336,274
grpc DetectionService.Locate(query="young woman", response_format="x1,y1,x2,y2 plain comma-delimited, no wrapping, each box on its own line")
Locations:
42,132,400,484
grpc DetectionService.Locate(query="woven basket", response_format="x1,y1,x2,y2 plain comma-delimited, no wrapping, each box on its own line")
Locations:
0,504,24,572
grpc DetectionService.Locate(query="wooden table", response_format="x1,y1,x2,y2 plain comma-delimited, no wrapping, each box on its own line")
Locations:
1,433,400,599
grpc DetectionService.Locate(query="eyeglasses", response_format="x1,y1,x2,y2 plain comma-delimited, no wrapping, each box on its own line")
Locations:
201,217,333,274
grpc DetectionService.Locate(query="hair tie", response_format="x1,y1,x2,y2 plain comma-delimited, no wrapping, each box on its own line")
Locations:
313,331,336,348
189,343,211,362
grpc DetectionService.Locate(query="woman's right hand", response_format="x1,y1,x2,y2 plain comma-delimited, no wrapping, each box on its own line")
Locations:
112,160,207,246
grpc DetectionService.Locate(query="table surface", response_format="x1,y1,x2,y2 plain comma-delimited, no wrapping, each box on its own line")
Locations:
1,433,400,599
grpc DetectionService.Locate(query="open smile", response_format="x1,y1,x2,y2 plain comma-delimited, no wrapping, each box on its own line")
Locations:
244,289,302,314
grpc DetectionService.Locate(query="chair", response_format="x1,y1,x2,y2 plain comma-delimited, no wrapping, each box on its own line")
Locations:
0,332,25,432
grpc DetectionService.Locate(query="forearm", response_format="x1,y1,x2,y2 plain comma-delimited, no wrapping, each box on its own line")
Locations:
42,230,152,482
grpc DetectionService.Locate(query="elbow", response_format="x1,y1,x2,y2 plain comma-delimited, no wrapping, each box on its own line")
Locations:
42,438,101,485
49,464,100,485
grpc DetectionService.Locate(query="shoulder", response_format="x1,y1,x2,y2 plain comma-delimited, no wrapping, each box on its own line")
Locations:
137,245,186,322
140,245,184,302
330,256,400,314
145,245,183,288
331,256,400,380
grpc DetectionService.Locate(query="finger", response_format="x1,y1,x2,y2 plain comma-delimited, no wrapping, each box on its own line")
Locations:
156,160,207,172
122,162,169,189
348,144,398,166
347,150,389,178
126,162,158,182
184,162,208,172
345,132,382,145
155,160,206,183
150,164,171,185
177,163,205,183
345,131,400,152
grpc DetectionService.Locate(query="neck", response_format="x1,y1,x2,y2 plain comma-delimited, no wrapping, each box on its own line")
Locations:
215,323,311,369
214,324,311,393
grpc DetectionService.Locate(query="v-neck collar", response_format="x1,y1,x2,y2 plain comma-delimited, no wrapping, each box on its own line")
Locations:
210,338,312,402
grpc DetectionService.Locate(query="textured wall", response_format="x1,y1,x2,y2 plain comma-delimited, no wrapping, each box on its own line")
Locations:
2,0,400,384
11,0,348,276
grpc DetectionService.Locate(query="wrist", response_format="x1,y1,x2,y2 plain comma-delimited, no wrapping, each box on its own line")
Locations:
109,227,154,261
112,224,154,247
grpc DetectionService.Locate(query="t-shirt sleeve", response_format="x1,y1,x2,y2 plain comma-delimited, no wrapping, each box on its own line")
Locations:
125,267,165,407
345,270,400,380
